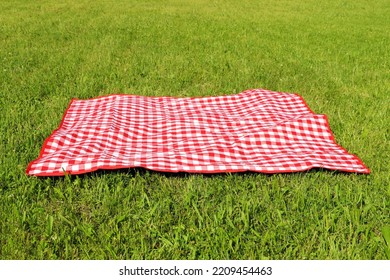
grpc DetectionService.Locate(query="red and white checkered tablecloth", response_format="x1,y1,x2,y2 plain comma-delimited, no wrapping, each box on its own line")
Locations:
26,89,370,176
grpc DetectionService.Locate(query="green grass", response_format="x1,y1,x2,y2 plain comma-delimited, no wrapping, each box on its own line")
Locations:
0,0,389,259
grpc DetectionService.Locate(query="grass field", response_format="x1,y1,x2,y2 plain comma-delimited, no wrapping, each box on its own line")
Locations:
0,0,389,259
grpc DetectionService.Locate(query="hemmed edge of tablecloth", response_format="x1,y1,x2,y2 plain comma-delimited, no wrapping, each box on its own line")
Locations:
26,98,78,176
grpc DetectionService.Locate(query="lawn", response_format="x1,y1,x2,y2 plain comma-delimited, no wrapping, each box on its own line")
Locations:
0,0,389,259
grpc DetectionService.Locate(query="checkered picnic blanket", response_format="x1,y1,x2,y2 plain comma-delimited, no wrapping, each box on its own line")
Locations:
26,89,370,176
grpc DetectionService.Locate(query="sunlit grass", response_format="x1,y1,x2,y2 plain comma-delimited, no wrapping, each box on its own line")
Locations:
0,0,389,259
